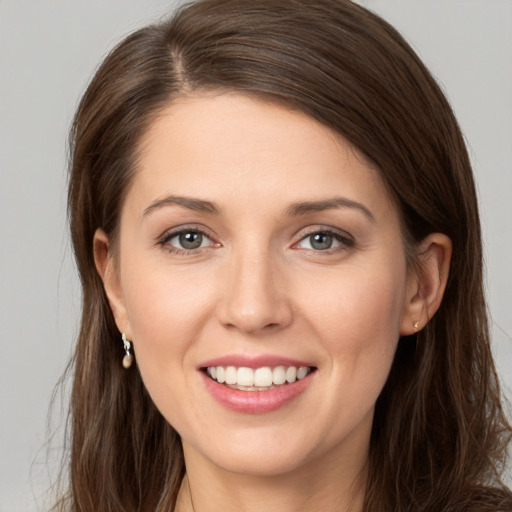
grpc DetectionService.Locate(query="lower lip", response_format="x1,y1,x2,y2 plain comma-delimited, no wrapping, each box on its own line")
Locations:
201,371,313,414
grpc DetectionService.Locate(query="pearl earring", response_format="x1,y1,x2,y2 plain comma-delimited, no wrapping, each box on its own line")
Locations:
122,333,134,369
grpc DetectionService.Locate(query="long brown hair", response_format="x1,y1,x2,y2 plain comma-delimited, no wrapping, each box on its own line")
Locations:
56,0,512,510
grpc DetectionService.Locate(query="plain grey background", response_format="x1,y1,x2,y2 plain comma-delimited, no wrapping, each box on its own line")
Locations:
1,1,511,510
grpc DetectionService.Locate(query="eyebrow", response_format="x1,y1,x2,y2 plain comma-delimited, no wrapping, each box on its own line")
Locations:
285,197,375,222
143,195,221,217
142,194,375,222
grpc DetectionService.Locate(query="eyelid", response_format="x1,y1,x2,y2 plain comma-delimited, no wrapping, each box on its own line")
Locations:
157,224,220,253
291,226,355,251
157,223,204,239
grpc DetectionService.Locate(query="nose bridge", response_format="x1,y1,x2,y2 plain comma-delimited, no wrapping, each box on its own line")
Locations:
218,241,292,334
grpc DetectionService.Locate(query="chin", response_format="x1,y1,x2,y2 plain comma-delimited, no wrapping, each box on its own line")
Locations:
205,445,313,477
180,421,346,479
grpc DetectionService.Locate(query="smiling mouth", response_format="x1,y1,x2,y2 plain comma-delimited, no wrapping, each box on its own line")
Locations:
203,365,316,391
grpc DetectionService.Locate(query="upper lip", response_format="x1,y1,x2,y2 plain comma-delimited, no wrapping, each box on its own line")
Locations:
198,354,316,370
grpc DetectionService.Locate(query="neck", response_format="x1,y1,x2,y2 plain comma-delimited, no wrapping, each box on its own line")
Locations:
175,443,368,512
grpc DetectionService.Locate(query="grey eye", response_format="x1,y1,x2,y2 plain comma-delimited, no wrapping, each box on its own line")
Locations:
161,228,217,254
309,233,333,250
177,231,204,249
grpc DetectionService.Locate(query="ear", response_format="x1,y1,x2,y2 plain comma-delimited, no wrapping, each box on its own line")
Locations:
400,233,452,335
93,228,132,338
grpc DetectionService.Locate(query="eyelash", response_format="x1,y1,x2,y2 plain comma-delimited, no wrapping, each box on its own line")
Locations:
292,228,355,253
157,226,355,255
157,226,218,256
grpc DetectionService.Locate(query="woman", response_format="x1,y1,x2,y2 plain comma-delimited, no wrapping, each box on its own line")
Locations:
55,0,512,510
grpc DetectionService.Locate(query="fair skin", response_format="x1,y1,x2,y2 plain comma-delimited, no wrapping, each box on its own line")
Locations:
94,93,451,512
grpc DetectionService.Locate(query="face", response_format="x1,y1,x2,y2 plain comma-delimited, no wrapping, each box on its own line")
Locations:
103,93,419,479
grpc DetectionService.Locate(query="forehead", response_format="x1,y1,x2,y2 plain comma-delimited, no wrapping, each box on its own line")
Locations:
130,92,396,220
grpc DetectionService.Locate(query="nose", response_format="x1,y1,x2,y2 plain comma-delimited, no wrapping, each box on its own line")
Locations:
216,247,293,335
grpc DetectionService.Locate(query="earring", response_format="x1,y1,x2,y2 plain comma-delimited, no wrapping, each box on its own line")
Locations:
413,321,420,333
122,333,134,369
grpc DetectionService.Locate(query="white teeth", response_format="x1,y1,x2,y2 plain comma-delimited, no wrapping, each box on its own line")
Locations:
225,366,237,385
272,366,286,385
254,367,273,387
206,365,312,388
237,367,254,386
286,366,297,383
297,366,308,380
216,366,225,384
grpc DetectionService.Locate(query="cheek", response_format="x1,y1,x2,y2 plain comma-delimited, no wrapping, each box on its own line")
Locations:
301,266,406,437
307,262,405,334
118,263,216,427
125,247,206,313
301,261,406,381
119,258,215,370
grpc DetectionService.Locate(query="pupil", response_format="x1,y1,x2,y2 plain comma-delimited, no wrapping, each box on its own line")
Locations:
311,233,332,250
179,231,202,249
